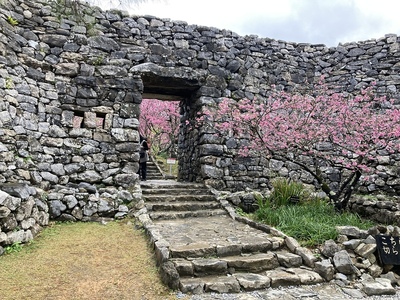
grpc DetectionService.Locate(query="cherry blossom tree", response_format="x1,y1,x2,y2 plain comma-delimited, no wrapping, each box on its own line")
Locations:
204,82,400,210
139,99,180,157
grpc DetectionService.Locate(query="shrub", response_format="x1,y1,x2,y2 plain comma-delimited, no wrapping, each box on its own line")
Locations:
267,177,308,207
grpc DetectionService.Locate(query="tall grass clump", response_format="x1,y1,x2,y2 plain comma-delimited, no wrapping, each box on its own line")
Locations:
255,179,375,247
268,177,308,206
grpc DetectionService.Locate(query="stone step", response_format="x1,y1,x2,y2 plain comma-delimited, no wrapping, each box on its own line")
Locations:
142,188,212,195
143,194,216,202
147,169,162,174
149,209,227,220
141,181,208,190
146,201,221,212
178,268,324,294
168,239,285,259
172,252,287,277
146,175,164,180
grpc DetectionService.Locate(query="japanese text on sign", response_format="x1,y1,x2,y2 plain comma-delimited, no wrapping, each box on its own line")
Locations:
376,235,400,265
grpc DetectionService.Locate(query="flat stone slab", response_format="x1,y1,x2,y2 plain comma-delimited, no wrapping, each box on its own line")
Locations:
180,275,241,294
264,268,323,287
154,215,278,256
224,252,279,272
234,273,271,290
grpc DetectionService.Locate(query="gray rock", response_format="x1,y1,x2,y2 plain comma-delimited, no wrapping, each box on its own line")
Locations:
362,278,396,296
296,246,317,268
0,206,11,218
234,273,271,290
48,200,67,218
354,243,376,258
285,236,300,252
0,183,34,199
315,259,335,281
276,252,302,268
321,239,341,258
204,276,241,293
192,258,227,275
336,226,362,238
333,250,359,275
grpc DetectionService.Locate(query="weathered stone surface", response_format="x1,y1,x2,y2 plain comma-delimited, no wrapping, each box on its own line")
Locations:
172,258,194,276
333,250,359,275
354,243,377,258
285,236,301,252
265,269,301,287
160,261,180,290
192,258,228,275
204,276,241,293
179,278,205,294
336,226,363,238
48,200,67,218
0,206,11,218
296,268,324,285
234,273,271,290
276,251,302,268
362,278,396,296
170,242,215,258
320,239,341,257
224,252,279,272
315,259,335,281
296,246,317,268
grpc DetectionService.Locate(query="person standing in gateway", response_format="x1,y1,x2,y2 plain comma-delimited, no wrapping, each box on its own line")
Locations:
139,136,149,181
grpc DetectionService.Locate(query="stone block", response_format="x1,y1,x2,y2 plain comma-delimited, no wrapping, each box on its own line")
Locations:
192,258,227,275
276,252,302,268
362,278,396,296
355,243,376,258
204,276,241,293
234,273,271,290
296,246,317,268
285,236,300,252
333,250,359,275
315,259,335,281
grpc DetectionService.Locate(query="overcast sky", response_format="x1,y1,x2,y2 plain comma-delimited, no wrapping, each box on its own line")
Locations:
94,0,400,47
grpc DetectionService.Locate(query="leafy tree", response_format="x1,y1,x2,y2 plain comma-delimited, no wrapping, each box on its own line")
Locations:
203,81,400,210
139,99,180,157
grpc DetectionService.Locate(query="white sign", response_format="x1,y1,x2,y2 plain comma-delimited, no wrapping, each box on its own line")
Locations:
167,158,176,164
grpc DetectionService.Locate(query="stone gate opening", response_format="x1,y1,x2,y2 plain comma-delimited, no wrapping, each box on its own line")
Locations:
133,63,205,181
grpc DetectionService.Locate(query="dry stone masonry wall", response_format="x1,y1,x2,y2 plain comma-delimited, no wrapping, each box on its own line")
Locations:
1,0,400,250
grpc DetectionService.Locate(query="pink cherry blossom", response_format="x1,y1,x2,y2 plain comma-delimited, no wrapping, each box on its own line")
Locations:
203,83,400,210
139,99,180,156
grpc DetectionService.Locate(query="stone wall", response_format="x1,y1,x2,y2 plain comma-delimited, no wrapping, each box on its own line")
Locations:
0,183,49,255
0,0,400,239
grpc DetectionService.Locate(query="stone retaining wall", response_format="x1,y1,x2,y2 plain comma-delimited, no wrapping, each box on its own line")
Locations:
350,195,400,226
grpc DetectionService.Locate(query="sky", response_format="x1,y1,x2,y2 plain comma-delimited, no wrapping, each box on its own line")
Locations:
93,0,400,47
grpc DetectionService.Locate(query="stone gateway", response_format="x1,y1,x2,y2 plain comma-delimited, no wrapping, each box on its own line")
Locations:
0,0,400,250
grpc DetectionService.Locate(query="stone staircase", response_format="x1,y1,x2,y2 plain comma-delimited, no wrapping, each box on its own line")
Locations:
146,159,164,180
137,180,324,295
141,181,226,220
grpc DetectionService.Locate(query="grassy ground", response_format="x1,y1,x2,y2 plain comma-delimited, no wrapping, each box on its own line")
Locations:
0,220,177,300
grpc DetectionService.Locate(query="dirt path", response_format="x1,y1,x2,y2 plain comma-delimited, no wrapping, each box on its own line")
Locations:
0,220,177,300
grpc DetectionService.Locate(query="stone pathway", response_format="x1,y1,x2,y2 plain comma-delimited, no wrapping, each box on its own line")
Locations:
134,180,400,299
